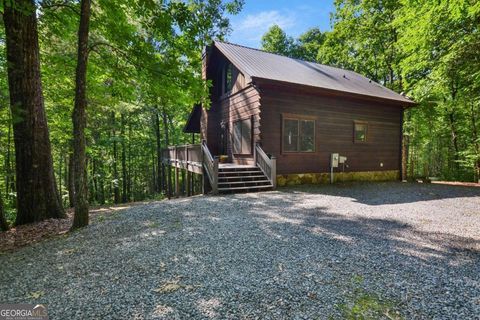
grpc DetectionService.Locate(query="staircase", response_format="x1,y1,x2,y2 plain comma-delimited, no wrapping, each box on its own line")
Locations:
217,165,273,193
162,141,276,195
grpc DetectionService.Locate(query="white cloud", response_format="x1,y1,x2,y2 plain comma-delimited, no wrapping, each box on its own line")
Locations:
236,10,296,31
229,10,297,48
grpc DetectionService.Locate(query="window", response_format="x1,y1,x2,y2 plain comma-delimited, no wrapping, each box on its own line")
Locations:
354,121,368,142
282,117,315,152
223,62,234,93
233,118,252,154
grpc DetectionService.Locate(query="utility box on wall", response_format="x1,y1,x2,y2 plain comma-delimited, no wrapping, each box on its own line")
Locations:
331,153,339,168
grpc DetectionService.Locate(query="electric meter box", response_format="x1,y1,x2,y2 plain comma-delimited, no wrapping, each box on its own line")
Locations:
331,153,339,168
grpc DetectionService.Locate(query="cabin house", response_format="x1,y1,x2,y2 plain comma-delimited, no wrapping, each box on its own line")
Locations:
173,41,414,193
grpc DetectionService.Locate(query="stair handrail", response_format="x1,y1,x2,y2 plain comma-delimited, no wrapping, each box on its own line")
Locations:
201,140,218,193
255,143,276,188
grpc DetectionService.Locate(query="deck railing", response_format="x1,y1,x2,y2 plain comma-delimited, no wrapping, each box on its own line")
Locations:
162,144,203,174
163,142,275,194
201,140,218,193
254,143,277,188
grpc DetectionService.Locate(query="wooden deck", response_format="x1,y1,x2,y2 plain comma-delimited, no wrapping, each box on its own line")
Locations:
162,141,276,194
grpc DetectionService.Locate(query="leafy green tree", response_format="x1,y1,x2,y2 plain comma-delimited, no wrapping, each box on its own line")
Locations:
318,0,402,88
295,27,325,61
397,0,480,181
71,0,91,229
0,192,8,231
2,0,65,225
261,24,296,57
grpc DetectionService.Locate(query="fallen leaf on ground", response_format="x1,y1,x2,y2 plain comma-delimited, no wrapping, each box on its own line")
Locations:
154,282,182,293
27,291,44,299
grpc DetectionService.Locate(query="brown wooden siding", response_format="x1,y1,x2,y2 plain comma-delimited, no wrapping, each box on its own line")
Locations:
201,46,259,162
258,83,403,175
220,85,261,164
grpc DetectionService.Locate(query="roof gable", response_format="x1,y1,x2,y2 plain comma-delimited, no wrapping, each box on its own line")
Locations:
213,41,414,105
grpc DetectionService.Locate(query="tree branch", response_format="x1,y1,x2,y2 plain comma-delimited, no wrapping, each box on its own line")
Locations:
40,0,80,15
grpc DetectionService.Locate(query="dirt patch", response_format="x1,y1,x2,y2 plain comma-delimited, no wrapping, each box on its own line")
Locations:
432,181,480,187
0,202,150,253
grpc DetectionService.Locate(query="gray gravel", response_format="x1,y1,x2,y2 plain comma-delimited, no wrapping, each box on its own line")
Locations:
1,182,479,319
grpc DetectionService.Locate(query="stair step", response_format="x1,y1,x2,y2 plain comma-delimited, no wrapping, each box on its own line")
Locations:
219,175,267,181
219,170,262,176
218,167,260,172
219,166,257,170
218,180,271,186
218,184,273,192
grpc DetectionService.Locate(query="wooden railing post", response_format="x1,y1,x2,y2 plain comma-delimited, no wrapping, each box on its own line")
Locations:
175,146,179,197
186,145,191,196
271,156,277,189
212,156,219,194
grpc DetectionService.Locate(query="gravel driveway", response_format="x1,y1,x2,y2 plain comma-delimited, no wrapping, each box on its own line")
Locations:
1,182,479,319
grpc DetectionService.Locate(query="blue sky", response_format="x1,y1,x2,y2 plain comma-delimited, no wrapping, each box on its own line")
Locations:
227,0,334,48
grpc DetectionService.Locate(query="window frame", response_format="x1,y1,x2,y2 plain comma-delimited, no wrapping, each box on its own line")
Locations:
232,117,253,155
281,113,316,154
353,120,368,143
222,61,234,94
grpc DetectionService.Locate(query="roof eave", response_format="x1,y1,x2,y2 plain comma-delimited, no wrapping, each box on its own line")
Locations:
251,77,416,107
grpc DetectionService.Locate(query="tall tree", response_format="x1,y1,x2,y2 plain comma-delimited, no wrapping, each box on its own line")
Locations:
71,0,92,229
121,113,128,202
397,0,480,181
295,27,325,61
3,0,65,225
261,25,296,57
0,192,8,231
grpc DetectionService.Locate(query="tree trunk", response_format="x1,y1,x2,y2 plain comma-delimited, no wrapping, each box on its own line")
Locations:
98,159,105,205
71,0,91,229
58,152,63,200
91,158,98,203
3,0,65,225
121,114,128,202
162,110,172,198
0,192,9,231
470,102,480,183
112,112,120,203
127,124,132,199
5,110,14,198
448,111,460,169
68,152,75,207
154,112,163,193
402,134,409,181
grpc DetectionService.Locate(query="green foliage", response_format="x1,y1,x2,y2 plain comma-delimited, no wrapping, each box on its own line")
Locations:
261,24,296,57
295,27,325,61
338,291,402,320
0,0,243,219
261,25,325,61
335,275,403,320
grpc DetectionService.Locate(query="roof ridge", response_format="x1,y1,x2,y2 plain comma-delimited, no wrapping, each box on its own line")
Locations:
214,40,368,77
214,40,320,65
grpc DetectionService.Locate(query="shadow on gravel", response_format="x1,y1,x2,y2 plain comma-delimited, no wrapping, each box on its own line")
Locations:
232,186,480,262
1,182,478,319
276,181,480,206
158,188,480,318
